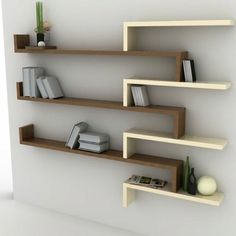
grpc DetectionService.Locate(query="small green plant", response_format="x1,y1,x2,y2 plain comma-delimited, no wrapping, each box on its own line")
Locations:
36,1,44,33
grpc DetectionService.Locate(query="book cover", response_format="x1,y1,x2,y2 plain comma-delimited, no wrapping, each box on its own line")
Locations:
43,76,64,99
140,86,150,106
36,77,49,98
183,60,196,82
131,86,138,106
78,141,109,153
78,131,109,144
30,67,44,98
22,68,31,96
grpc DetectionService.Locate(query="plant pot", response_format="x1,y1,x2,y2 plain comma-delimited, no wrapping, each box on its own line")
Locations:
37,33,44,44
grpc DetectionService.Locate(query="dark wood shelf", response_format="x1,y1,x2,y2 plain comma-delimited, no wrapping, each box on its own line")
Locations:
17,82,186,138
14,34,188,82
20,124,183,192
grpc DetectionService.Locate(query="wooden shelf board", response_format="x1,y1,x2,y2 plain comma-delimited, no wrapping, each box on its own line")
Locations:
123,182,224,207
15,48,186,58
20,136,182,170
124,129,227,150
16,82,185,115
124,78,231,90
124,20,235,27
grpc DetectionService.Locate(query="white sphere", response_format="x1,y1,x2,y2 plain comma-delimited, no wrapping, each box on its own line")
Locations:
197,176,217,196
38,41,46,47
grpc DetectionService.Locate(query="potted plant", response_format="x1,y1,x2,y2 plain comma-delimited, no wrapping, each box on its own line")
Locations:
35,1,44,44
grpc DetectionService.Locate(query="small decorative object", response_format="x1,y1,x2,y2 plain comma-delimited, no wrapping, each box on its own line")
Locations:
38,41,45,47
197,176,217,196
36,1,44,44
187,168,197,195
183,156,190,192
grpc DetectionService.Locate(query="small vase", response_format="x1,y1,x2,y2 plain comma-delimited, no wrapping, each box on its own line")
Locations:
183,156,190,192
188,168,197,195
37,33,44,44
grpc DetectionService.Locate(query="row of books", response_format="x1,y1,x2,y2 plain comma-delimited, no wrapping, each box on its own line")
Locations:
22,67,64,99
65,122,110,153
127,175,167,189
131,85,150,107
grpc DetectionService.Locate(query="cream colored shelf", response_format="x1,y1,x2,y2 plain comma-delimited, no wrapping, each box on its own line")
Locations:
123,79,231,106
123,182,224,207
123,129,227,158
123,19,235,50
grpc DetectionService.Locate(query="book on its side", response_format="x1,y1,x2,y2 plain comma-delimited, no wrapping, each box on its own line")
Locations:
42,76,64,99
79,132,109,144
30,67,45,97
65,122,89,149
78,141,109,153
183,60,196,82
36,77,49,98
22,68,31,96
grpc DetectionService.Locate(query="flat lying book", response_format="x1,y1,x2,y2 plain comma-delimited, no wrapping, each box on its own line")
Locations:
79,132,109,144
127,175,167,189
65,122,88,149
78,141,109,153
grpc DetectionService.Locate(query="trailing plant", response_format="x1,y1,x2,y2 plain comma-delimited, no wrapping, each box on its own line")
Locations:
36,1,44,33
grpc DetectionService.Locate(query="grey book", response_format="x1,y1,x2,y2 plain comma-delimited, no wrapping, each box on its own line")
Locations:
131,86,139,106
36,77,49,98
22,68,31,96
42,76,64,99
78,131,109,144
183,60,196,82
65,122,88,149
30,67,44,97
139,86,150,106
78,141,109,153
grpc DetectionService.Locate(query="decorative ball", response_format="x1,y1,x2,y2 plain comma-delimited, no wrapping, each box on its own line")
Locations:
197,176,217,196
38,41,46,47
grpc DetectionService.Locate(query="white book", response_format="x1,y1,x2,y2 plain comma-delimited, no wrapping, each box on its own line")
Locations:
65,122,88,149
78,141,109,153
140,86,150,106
30,67,44,97
131,86,138,106
22,68,31,96
42,76,64,99
79,132,109,144
136,86,143,106
36,77,48,98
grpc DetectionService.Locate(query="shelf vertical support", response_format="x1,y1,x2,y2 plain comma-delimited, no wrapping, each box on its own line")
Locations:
123,183,135,207
14,35,30,52
19,124,34,143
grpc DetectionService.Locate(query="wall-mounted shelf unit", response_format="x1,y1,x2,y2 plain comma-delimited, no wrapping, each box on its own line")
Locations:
14,34,188,82
123,182,224,207
16,82,186,139
123,19,235,51
123,129,227,158
20,124,183,192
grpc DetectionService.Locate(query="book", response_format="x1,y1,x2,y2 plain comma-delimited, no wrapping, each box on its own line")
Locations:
127,175,167,189
22,67,44,97
30,67,44,97
42,76,64,99
65,122,88,149
78,141,109,153
78,131,109,144
131,86,150,106
36,77,49,98
183,60,196,82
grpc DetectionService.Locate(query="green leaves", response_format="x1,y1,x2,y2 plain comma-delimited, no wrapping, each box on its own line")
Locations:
36,1,44,33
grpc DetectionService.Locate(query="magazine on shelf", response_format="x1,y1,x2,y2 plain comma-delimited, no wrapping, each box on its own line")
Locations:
127,175,167,189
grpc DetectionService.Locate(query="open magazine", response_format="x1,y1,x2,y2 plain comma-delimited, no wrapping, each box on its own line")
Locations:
127,175,167,189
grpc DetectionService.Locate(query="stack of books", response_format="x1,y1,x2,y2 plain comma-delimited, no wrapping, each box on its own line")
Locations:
127,175,167,189
183,59,196,82
78,132,110,153
22,67,45,97
65,122,88,149
22,67,64,99
131,85,150,106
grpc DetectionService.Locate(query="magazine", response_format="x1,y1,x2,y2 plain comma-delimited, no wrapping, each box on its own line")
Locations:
127,175,167,189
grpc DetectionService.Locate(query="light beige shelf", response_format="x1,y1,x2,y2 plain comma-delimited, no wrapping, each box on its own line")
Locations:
123,182,224,207
123,129,227,158
123,19,235,50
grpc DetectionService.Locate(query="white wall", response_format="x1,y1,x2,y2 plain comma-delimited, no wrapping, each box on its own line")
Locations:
0,0,12,196
2,0,236,235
